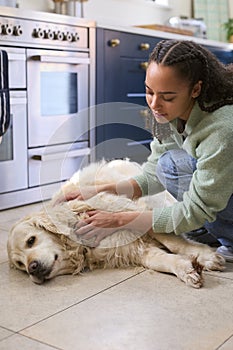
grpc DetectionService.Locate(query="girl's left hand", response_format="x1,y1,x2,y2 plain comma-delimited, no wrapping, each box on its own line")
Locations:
74,210,153,247
74,210,123,247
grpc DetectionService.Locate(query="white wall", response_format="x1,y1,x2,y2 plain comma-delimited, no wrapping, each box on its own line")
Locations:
15,0,233,26
16,0,191,26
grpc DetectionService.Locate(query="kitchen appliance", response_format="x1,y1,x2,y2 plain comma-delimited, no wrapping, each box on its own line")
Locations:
0,7,95,210
166,16,207,39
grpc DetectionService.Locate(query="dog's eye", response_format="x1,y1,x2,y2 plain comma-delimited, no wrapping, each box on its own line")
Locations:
27,236,36,248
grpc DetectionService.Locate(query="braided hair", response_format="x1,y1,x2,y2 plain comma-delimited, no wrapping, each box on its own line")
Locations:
149,39,233,113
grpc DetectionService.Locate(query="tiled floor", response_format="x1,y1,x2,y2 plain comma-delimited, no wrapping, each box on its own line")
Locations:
0,202,233,350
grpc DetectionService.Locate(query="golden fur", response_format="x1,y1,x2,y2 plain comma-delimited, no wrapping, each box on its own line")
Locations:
7,159,225,288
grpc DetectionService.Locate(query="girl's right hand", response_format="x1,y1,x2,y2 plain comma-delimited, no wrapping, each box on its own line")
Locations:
54,183,115,205
64,186,100,201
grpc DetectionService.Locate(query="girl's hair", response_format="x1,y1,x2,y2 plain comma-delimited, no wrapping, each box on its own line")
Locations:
148,39,233,112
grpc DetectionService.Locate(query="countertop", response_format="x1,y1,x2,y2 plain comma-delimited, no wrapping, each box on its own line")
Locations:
97,22,233,50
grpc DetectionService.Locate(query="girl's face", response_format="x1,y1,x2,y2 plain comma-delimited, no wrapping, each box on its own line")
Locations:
145,62,202,124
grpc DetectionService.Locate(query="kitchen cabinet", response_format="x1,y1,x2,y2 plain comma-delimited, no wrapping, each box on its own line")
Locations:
95,27,233,163
95,29,161,163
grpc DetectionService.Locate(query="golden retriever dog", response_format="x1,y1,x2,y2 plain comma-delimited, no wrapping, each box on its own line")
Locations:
7,159,225,288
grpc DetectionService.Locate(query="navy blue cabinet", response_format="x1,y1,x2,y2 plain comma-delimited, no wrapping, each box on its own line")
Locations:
95,29,161,163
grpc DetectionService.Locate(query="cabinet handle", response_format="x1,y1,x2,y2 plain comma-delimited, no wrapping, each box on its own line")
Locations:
108,38,120,47
31,55,90,65
32,148,90,162
140,61,149,70
139,43,150,51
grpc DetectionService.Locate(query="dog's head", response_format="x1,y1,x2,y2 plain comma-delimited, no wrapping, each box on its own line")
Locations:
7,208,88,284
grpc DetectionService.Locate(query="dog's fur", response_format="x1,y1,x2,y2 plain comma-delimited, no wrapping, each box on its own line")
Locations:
7,159,225,288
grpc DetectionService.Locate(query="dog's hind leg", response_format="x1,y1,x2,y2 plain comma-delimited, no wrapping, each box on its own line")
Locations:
141,246,203,288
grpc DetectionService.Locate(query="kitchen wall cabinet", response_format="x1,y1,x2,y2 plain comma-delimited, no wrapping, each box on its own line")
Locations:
95,27,233,163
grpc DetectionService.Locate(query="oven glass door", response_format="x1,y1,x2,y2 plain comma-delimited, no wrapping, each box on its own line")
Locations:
0,92,27,193
27,49,90,148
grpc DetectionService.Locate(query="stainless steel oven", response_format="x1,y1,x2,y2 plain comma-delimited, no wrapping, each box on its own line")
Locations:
0,8,95,210
27,49,89,147
27,48,91,188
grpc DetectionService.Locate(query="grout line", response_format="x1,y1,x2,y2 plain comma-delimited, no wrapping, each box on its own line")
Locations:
215,333,233,350
0,332,61,350
206,273,233,282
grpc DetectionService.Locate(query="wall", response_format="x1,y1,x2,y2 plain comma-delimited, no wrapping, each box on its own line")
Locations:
14,0,233,32
16,0,191,25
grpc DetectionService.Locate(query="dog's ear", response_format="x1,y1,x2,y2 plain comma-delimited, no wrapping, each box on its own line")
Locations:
33,212,70,235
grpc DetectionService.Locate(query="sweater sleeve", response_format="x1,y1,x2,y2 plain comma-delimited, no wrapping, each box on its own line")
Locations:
152,107,233,234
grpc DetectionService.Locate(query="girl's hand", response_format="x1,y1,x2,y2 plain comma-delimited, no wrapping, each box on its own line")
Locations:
64,186,99,201
54,184,114,204
74,210,153,246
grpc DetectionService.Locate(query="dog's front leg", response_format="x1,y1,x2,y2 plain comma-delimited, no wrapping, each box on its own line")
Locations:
141,247,203,288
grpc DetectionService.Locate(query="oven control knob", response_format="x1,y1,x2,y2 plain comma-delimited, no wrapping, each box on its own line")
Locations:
1,24,13,35
44,30,54,40
66,32,73,42
72,33,80,42
13,25,23,36
57,31,64,41
33,28,45,39
48,30,55,40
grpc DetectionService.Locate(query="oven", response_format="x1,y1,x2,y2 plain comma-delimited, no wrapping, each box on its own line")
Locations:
27,48,91,188
27,49,89,147
0,8,95,210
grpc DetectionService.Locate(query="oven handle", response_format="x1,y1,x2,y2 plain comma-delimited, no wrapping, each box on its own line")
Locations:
31,55,90,65
32,147,90,162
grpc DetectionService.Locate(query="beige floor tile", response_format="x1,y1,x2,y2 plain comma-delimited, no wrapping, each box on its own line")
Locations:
0,230,8,263
20,271,233,350
0,327,13,341
0,334,56,350
0,202,46,227
0,260,143,332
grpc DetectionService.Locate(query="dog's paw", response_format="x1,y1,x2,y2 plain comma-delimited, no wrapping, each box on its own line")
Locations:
177,258,204,288
198,252,225,272
183,268,203,288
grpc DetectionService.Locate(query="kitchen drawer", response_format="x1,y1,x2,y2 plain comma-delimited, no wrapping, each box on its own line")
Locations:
105,30,161,58
28,142,90,187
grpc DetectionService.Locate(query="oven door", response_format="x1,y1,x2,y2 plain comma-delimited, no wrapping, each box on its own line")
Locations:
0,91,27,193
27,49,90,148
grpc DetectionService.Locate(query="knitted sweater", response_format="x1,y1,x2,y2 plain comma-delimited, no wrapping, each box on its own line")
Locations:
133,102,233,235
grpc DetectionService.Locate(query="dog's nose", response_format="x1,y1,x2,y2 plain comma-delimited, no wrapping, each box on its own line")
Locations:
28,260,52,280
28,260,39,274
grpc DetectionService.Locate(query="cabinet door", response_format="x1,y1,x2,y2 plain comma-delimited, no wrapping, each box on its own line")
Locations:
205,46,233,64
96,29,159,162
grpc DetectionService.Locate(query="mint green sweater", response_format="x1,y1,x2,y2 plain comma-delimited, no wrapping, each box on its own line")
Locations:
134,102,233,234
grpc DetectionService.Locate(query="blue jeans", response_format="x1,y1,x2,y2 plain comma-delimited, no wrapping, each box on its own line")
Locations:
156,149,233,249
